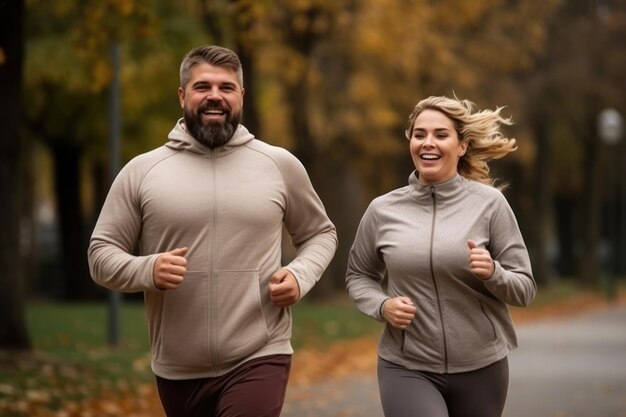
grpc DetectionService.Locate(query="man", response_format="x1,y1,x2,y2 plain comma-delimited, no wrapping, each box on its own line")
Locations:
88,45,337,417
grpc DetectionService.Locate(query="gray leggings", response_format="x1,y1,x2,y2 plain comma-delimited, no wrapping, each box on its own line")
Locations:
377,357,509,417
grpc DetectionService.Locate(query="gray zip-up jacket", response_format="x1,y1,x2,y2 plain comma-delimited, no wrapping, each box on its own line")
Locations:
346,173,535,374
89,120,337,379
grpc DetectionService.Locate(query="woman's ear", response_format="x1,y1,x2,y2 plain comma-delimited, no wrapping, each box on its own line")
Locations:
459,142,468,157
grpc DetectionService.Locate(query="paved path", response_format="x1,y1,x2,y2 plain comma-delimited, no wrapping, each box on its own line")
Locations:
504,306,626,417
281,305,626,417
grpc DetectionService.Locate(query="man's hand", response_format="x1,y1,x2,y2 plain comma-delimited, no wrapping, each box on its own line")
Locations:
269,268,300,307
467,240,495,280
382,296,416,329
153,247,188,290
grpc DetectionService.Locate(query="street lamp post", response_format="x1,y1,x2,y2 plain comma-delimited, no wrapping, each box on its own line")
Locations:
597,108,624,300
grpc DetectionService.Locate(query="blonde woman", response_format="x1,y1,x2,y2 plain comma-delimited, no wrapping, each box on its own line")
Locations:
346,96,536,417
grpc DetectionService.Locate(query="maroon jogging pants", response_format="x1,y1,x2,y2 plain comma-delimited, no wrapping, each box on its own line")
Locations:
156,354,292,417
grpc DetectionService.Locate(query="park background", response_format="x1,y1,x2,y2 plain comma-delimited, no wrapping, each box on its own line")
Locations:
1,0,625,416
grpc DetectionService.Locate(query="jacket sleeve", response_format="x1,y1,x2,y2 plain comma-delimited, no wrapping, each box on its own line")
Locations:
483,194,536,307
280,154,338,299
87,159,161,293
345,202,389,322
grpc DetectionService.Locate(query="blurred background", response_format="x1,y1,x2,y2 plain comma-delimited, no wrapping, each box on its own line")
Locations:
1,0,625,415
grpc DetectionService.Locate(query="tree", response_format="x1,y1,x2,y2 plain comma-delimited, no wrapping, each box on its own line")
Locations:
195,0,365,296
259,0,558,294
0,0,31,349
519,0,626,285
26,0,197,300
187,0,559,296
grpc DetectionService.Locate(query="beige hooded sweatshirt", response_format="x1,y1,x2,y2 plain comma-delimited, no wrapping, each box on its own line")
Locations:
88,120,337,379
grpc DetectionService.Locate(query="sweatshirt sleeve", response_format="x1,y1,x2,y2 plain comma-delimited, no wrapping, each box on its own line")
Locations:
279,153,337,298
87,159,161,293
345,202,389,322
483,194,536,307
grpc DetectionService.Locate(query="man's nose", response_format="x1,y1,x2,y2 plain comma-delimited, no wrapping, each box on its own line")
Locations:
205,86,222,100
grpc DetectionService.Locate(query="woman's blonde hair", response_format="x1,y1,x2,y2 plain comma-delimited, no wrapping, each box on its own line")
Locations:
405,95,517,186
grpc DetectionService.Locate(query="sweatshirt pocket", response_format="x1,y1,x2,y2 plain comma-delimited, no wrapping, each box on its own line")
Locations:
445,300,498,364
401,301,443,364
214,269,269,366
158,271,210,367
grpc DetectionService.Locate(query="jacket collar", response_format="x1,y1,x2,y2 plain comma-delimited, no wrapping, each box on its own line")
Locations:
408,171,466,202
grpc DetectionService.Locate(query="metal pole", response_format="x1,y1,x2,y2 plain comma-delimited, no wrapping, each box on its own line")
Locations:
598,108,624,300
108,42,122,346
607,152,618,300
621,141,626,276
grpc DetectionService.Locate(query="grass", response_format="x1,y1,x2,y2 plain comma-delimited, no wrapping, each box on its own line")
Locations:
0,302,153,416
24,294,381,355
291,295,382,349
25,301,149,359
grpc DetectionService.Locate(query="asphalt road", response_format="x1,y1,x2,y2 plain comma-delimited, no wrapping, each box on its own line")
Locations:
281,305,626,417
504,305,626,417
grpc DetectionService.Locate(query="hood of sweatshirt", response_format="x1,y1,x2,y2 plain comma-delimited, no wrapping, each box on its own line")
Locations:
165,118,255,155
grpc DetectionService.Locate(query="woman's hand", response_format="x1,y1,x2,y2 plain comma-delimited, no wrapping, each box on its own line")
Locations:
467,240,495,280
382,296,416,329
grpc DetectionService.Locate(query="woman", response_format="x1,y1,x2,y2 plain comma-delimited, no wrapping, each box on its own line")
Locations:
345,95,536,417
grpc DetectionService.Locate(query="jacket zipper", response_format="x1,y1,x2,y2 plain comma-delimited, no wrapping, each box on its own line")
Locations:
209,150,218,372
429,187,448,372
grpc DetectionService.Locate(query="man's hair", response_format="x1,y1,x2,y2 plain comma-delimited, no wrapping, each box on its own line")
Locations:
179,45,243,89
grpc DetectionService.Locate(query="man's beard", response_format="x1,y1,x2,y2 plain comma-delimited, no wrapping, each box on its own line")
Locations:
184,101,241,149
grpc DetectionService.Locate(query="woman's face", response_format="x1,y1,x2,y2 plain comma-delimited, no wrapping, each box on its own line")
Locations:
408,109,467,185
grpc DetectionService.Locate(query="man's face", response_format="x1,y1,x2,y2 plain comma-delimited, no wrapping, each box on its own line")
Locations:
178,63,244,148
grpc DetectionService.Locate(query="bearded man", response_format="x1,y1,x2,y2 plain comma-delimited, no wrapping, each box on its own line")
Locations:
88,45,337,417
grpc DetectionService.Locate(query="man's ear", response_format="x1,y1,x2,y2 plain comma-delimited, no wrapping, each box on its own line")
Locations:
178,87,185,109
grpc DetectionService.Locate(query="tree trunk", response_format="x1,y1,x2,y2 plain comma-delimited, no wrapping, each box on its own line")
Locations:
51,143,94,300
554,193,579,277
579,116,603,287
238,42,259,135
529,115,553,286
0,0,31,349
21,132,36,296
232,1,260,137
308,158,364,298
